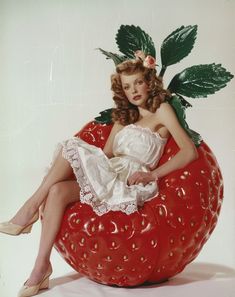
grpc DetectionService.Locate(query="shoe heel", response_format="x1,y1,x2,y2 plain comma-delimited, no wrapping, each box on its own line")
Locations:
40,277,49,289
22,224,33,234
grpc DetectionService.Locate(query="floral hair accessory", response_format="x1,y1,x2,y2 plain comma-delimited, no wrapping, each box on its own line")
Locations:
134,50,156,69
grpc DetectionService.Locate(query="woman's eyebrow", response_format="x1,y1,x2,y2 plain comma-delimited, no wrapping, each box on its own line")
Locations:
123,78,142,85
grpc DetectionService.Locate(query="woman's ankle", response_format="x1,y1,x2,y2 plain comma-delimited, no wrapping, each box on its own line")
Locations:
34,256,50,270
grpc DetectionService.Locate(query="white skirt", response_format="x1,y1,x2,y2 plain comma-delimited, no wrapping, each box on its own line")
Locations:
44,137,158,216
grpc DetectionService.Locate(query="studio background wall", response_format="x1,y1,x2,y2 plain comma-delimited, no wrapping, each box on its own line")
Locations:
0,1,234,296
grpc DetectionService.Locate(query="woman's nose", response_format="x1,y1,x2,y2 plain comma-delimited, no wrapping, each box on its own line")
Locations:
131,85,137,93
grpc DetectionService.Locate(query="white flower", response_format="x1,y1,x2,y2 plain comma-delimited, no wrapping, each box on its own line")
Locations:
134,50,146,61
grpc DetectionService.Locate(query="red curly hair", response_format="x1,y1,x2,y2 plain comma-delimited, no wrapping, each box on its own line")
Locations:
110,59,171,125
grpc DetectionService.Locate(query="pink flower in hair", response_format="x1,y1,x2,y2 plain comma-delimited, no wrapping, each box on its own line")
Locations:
143,55,156,69
134,50,156,69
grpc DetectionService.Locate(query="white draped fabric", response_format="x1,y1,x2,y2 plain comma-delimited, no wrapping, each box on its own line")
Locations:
47,124,167,215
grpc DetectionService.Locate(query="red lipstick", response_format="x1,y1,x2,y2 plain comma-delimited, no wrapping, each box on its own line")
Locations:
133,95,141,100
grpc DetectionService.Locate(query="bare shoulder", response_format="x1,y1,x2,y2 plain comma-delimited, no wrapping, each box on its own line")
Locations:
154,102,178,124
156,102,175,117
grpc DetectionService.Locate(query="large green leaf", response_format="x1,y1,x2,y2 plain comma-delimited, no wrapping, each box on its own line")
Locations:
160,25,197,70
94,108,113,124
168,95,202,147
168,63,234,98
116,25,156,58
96,48,127,65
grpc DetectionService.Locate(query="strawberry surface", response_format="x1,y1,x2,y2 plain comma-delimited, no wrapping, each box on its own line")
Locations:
54,121,223,286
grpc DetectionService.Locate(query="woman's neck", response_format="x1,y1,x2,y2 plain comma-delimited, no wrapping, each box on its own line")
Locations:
138,107,152,119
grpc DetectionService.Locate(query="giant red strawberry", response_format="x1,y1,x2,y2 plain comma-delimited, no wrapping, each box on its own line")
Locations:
53,121,223,287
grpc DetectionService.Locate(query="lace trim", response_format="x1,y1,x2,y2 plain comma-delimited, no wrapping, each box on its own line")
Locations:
59,137,143,216
81,195,139,216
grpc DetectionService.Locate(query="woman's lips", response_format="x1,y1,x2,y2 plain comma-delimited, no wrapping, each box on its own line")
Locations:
133,95,141,101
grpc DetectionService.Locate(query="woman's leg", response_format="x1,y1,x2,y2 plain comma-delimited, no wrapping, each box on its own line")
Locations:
11,147,75,226
25,180,80,286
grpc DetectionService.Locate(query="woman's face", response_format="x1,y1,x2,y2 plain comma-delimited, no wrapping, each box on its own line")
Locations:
120,72,149,107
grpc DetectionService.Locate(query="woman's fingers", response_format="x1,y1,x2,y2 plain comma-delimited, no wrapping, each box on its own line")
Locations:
127,171,153,186
128,172,141,185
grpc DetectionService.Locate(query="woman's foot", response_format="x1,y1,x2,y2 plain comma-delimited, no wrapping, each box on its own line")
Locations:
0,198,39,236
25,261,51,287
0,212,39,236
18,261,52,297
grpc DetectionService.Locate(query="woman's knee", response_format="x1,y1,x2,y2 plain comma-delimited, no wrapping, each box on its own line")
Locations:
47,181,80,204
47,183,68,203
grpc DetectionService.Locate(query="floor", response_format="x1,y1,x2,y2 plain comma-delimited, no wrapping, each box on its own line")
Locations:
1,256,235,297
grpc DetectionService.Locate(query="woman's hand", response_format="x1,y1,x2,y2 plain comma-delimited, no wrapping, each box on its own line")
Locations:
127,171,157,186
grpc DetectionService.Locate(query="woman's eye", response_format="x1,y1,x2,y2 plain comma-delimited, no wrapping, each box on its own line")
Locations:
124,86,129,90
137,80,143,84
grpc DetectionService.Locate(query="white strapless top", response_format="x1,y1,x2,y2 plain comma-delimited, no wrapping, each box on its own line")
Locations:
113,124,168,166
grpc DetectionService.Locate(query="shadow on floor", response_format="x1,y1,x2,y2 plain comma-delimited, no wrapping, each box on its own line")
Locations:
49,272,83,288
140,262,235,288
47,262,235,291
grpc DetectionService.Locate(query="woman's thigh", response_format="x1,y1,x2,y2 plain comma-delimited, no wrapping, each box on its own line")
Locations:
40,180,80,213
51,180,81,202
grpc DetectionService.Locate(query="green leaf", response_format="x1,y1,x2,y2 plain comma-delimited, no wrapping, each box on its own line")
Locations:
94,108,113,124
188,129,202,147
168,95,202,147
160,25,197,69
168,63,234,98
96,48,127,65
116,25,156,58
175,94,192,108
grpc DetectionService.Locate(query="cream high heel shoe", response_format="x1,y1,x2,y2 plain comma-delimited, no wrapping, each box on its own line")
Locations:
18,263,53,297
0,212,39,236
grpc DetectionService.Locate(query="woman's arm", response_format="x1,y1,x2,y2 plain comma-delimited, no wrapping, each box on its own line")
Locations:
128,102,198,186
151,102,198,179
103,121,124,158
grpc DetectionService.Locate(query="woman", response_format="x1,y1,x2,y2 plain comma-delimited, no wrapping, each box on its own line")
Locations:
0,54,198,296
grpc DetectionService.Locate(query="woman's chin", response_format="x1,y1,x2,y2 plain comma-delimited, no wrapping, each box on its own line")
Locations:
131,99,144,106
